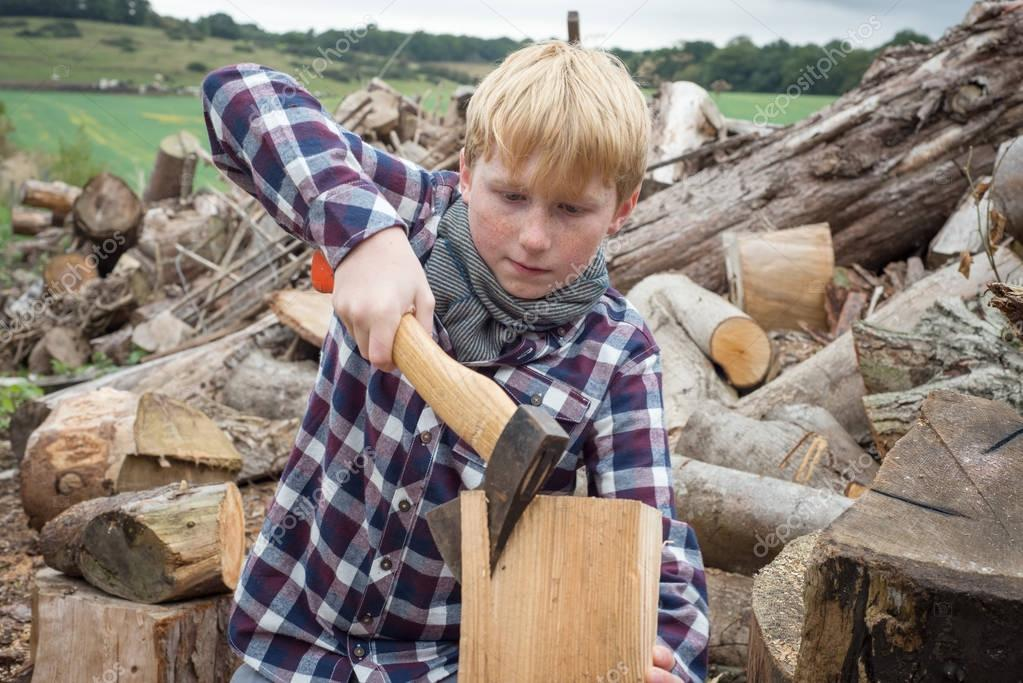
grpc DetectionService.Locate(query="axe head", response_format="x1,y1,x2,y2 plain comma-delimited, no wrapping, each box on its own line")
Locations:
426,404,567,583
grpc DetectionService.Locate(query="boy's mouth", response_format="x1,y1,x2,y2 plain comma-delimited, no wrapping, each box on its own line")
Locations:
508,258,549,275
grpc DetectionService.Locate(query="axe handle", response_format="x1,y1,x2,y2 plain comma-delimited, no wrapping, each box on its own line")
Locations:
392,313,515,463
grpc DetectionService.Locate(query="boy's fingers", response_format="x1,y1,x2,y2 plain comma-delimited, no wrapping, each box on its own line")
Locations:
651,644,675,669
413,288,436,336
367,313,400,372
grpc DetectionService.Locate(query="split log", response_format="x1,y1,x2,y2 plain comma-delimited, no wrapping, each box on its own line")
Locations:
42,253,97,294
608,3,1023,293
672,456,851,575
143,131,200,202
723,224,834,332
626,277,737,439
459,491,661,682
20,388,242,529
706,568,754,668
77,481,244,603
267,288,333,346
72,172,142,272
675,402,877,493
11,205,52,235
131,309,195,354
19,178,80,220
737,244,1023,439
30,567,240,683
795,391,1023,681
628,273,770,388
647,81,726,185
853,297,1023,456
747,531,818,683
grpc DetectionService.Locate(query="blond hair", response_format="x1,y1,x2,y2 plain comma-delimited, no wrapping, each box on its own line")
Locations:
463,40,649,205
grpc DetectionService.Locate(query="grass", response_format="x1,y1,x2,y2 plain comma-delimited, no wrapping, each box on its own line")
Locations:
710,91,836,126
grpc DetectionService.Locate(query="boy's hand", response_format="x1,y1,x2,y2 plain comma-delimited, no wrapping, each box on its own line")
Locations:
645,644,683,683
330,226,435,372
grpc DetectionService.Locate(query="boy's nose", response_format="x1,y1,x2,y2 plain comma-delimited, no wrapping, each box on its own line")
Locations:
519,208,552,252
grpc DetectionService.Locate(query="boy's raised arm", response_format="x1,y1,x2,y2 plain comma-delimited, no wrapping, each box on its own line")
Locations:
582,345,711,683
200,63,438,271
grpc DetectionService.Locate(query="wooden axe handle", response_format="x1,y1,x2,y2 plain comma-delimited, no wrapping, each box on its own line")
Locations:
392,313,515,463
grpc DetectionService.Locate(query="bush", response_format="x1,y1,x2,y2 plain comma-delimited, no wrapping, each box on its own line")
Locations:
101,36,138,52
48,125,103,188
232,43,254,53
187,61,209,73
16,20,81,38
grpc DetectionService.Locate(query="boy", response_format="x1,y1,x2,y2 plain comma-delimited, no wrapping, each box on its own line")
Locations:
202,40,709,683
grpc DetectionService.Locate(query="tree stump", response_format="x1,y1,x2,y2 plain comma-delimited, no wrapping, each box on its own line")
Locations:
72,172,143,274
796,391,1023,681
143,131,200,202
30,567,240,683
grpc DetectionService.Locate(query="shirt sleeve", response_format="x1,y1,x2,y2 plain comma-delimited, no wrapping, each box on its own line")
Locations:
581,345,711,683
200,62,443,270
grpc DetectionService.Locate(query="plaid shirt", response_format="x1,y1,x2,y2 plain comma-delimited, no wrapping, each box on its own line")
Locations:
202,63,710,683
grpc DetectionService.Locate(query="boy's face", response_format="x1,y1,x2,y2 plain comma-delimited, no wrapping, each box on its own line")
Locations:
458,149,640,300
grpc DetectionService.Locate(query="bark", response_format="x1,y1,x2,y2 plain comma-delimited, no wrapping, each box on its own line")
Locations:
795,391,1023,682
143,131,200,202
18,178,80,220
706,568,754,668
608,2,1023,293
10,205,52,235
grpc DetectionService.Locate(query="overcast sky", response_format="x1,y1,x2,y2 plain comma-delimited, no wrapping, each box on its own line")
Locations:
151,0,973,51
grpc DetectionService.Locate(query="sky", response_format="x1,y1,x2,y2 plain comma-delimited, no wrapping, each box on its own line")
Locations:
150,0,974,51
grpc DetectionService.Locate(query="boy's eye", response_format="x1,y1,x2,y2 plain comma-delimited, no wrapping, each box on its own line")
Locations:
503,192,525,202
560,203,582,215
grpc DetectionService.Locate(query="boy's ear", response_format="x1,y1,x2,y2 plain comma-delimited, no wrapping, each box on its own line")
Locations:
607,185,641,237
458,148,471,202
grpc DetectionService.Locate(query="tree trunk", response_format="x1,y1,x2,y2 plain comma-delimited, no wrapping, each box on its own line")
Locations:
795,391,1023,682
628,273,770,388
853,297,1023,455
736,244,1022,439
723,223,834,332
608,2,1023,293
72,172,142,274
672,456,851,575
30,567,241,683
747,532,819,683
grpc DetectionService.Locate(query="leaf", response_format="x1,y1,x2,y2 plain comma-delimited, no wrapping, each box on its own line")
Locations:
989,207,1007,246
972,179,991,201
958,250,972,279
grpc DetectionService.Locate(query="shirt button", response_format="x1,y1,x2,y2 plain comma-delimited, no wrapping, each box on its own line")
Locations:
557,326,566,336
352,645,366,658
420,431,432,444
398,499,412,512
380,557,393,571
360,613,373,624
530,393,543,406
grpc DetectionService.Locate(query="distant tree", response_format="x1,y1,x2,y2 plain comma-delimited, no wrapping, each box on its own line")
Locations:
885,29,933,47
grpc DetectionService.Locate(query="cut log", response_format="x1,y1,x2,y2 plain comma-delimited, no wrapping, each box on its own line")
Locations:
72,172,143,273
706,568,754,668
607,4,1023,293
796,391,1023,681
221,349,318,421
267,288,333,346
675,402,877,492
19,178,80,220
626,277,738,439
20,389,242,529
11,205,53,235
672,456,851,575
30,567,240,683
647,81,726,185
131,309,195,354
628,273,771,389
135,194,231,285
747,531,818,683
143,131,200,202
26,325,91,375
854,297,1023,455
42,253,98,295
76,481,245,603
723,224,834,332
458,491,661,682
737,244,1023,439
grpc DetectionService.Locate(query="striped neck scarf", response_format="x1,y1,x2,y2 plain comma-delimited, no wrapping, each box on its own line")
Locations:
424,196,609,363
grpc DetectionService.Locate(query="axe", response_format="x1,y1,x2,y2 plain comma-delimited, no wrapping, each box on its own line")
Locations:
390,312,568,582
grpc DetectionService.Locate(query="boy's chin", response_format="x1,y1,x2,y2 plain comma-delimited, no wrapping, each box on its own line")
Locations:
495,272,552,300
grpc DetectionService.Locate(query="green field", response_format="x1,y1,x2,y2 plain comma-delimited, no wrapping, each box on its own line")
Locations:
709,91,836,125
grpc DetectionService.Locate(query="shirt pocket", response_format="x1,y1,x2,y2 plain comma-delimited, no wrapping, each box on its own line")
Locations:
449,365,592,473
